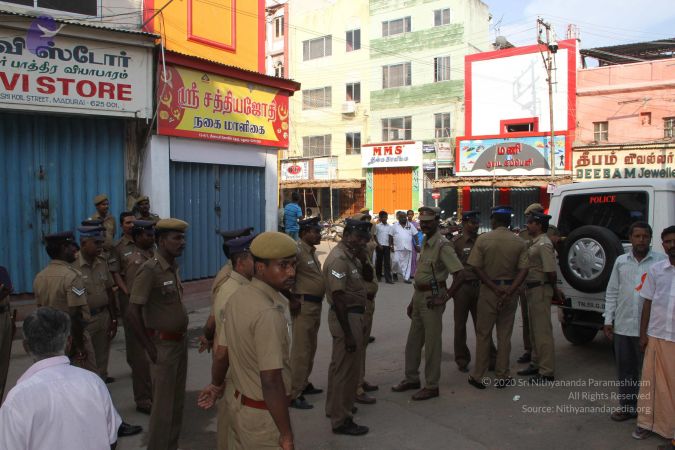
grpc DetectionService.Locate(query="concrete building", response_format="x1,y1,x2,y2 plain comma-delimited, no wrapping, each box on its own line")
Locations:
266,0,288,78
284,0,490,218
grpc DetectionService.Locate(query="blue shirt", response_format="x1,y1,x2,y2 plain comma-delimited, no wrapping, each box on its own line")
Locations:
283,203,302,232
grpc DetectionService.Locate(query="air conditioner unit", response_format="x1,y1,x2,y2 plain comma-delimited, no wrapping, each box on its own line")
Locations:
341,101,356,114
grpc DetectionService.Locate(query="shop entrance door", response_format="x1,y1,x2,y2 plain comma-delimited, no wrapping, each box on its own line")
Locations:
373,168,412,213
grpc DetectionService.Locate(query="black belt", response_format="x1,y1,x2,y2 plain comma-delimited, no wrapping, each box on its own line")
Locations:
89,306,107,316
330,305,365,314
303,294,324,303
526,281,551,289
491,280,513,286
0,304,9,314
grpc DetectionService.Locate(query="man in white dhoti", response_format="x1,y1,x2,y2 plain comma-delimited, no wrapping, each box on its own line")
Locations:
391,211,417,284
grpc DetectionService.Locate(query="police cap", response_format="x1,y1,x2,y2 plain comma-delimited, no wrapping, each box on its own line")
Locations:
77,226,105,240
418,206,441,221
527,212,552,224
344,218,372,235
132,220,155,232
44,231,75,244
225,234,256,255
299,217,322,231
217,227,254,242
250,232,297,259
524,203,544,216
81,219,104,227
155,218,189,233
462,210,480,221
491,205,513,216
134,195,150,206
93,194,108,205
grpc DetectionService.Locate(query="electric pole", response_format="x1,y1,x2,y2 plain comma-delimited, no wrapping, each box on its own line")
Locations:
537,18,558,179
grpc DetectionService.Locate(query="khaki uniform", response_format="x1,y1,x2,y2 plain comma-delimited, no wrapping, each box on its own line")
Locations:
33,260,96,372
212,261,234,299
452,233,497,369
323,242,367,428
468,227,528,380
75,253,114,379
135,212,161,223
358,239,378,396
290,240,326,399
130,253,188,450
224,278,291,449
517,230,533,355
109,235,135,274
404,231,463,389
90,212,117,251
525,233,557,377
119,244,154,409
213,271,250,450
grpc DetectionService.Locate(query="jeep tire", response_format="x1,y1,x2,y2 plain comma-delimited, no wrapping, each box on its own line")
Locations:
561,323,598,345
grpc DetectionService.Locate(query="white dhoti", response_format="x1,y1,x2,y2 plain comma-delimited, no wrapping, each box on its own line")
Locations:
392,249,413,280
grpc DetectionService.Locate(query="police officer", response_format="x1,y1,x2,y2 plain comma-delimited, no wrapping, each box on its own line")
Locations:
224,232,297,450
324,219,372,436
110,212,138,295
133,195,161,222
197,233,256,450
74,226,118,382
392,207,464,400
517,212,561,382
467,206,529,389
289,217,325,410
127,218,189,450
89,194,116,251
452,211,497,373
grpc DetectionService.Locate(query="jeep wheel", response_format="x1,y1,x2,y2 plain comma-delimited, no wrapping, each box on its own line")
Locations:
561,323,598,345
559,225,624,293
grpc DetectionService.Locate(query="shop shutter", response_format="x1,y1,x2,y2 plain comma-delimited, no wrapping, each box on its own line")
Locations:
373,168,413,213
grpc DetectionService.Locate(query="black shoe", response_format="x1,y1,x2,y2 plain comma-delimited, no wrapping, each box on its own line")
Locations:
332,418,369,436
362,381,379,392
468,377,487,390
104,376,116,384
517,365,539,376
118,422,143,437
368,336,375,343
392,274,399,281
517,352,532,363
495,377,513,389
529,373,555,384
302,383,323,395
135,405,151,415
290,396,313,410
385,280,395,284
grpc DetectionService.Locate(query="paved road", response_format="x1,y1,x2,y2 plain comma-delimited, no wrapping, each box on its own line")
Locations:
3,242,667,449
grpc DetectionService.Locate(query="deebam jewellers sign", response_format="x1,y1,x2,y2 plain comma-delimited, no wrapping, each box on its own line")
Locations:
573,149,675,180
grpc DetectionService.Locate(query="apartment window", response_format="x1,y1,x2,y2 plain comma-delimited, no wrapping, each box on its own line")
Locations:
4,0,97,15
434,8,450,26
594,121,608,142
274,63,284,78
435,113,451,138
382,116,412,141
302,135,331,157
274,16,284,38
346,29,361,51
346,132,361,155
382,17,411,37
302,87,331,109
382,63,411,88
346,82,361,103
434,56,451,82
665,117,675,138
303,35,332,61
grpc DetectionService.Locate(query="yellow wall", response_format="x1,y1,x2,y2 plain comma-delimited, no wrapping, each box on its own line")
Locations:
146,0,264,72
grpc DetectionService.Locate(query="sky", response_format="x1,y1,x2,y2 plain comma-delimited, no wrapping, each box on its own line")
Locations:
485,0,675,49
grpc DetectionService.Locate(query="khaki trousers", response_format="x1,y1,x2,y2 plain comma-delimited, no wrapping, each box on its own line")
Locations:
357,299,375,394
404,290,444,389
232,397,280,449
471,286,518,380
86,309,111,379
289,299,322,398
217,379,237,450
120,293,152,407
148,337,187,450
325,310,364,428
519,293,532,353
71,329,98,374
526,285,555,376
453,282,498,369
0,310,11,402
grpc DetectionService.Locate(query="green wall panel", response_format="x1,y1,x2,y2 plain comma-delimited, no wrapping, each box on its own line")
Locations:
371,80,464,110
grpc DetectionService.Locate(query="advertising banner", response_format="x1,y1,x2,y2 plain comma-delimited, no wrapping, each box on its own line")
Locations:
573,149,675,180
457,135,566,176
313,157,337,180
281,160,310,181
157,64,290,147
0,21,153,117
362,141,423,168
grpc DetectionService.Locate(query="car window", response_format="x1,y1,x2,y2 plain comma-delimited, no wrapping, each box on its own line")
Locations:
557,191,649,241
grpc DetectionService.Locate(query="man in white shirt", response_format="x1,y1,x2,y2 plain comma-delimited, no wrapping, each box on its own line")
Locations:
391,211,418,283
375,210,394,284
603,222,666,422
633,225,675,444
0,307,121,450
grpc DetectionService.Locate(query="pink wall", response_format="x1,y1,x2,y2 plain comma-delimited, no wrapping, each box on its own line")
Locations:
576,59,675,144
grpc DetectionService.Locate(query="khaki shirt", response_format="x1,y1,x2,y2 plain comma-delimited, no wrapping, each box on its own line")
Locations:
109,236,135,274
519,225,559,244
211,261,233,300
33,260,90,320
90,212,116,251
364,239,379,298
526,233,557,282
452,233,479,280
224,278,291,400
123,246,154,291
214,271,250,347
293,240,325,297
75,254,113,309
468,227,528,279
130,253,188,333
415,231,463,286
322,242,367,308
134,212,161,223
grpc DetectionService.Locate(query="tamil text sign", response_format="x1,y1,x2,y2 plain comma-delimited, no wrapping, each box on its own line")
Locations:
281,160,310,181
573,149,675,180
362,142,423,168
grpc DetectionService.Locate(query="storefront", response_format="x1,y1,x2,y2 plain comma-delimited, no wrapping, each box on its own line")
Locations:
0,15,155,292
363,141,423,213
143,52,299,280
